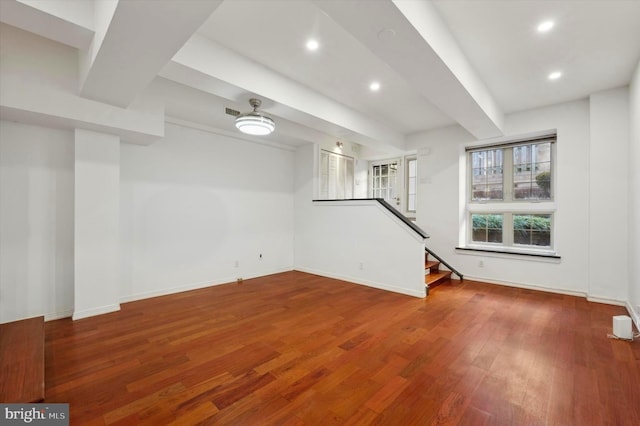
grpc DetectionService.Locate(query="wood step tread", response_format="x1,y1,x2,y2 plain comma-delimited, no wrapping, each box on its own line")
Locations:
425,260,440,270
425,270,452,287
0,316,45,403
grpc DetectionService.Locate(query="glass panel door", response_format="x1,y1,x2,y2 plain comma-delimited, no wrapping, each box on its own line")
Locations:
371,160,399,206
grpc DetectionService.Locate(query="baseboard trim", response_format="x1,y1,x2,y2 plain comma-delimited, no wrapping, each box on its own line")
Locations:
120,279,228,304
463,275,586,298
294,267,426,298
120,268,294,304
626,301,640,331
72,304,121,321
586,296,627,307
45,309,74,322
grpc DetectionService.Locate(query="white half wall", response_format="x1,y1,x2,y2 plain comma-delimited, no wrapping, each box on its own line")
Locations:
0,120,74,323
119,123,295,302
73,129,121,320
294,144,426,298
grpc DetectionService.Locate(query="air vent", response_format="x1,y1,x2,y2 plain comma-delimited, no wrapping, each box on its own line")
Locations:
225,107,240,117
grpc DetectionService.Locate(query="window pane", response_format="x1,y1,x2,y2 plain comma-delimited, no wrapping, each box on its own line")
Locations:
471,149,503,200
406,158,417,213
471,214,503,243
514,214,551,247
409,159,416,175
408,197,416,211
513,143,551,200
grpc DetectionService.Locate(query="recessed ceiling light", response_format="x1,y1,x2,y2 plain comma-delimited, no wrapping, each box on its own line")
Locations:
548,71,562,80
306,39,319,51
369,81,381,91
537,20,554,33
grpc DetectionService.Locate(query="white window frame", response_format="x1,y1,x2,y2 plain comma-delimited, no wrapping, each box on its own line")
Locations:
369,158,400,206
405,156,417,215
464,135,557,256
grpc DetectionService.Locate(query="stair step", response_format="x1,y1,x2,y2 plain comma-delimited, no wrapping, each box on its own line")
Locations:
425,260,439,270
425,270,452,289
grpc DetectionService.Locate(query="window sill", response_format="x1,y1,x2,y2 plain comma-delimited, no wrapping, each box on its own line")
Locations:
455,246,561,263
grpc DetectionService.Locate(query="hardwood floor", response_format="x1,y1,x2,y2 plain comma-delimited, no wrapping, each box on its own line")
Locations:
44,271,640,425
0,316,45,402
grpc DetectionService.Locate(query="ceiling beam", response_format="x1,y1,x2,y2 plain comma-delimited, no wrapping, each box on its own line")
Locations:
314,0,504,139
79,0,222,108
164,35,407,153
0,0,94,50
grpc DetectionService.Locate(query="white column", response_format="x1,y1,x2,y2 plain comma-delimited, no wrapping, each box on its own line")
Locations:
73,129,120,320
588,88,629,303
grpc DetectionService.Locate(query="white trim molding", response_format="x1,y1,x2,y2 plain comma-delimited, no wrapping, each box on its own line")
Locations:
72,304,121,321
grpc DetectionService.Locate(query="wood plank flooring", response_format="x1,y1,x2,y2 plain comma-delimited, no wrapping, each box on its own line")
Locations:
0,316,45,402
44,271,640,425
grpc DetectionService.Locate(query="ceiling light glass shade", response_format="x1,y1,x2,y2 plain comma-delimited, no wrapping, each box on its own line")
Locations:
235,112,275,135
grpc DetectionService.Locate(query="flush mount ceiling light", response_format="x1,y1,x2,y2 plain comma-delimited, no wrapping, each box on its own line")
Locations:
369,81,381,91
235,98,275,136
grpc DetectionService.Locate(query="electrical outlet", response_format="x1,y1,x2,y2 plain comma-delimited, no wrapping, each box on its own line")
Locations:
234,260,239,268
478,259,484,268
359,262,364,270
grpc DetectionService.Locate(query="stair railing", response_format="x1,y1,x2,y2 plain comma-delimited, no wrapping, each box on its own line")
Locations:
425,247,463,280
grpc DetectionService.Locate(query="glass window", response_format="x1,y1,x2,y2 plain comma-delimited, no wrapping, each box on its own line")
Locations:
406,158,417,212
465,136,556,252
471,149,503,201
471,214,503,243
513,143,552,200
513,214,551,247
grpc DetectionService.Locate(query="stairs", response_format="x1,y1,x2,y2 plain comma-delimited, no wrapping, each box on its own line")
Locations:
425,253,452,290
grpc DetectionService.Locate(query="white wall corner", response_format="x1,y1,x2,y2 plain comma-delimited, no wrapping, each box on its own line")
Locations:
625,301,640,332
72,303,120,321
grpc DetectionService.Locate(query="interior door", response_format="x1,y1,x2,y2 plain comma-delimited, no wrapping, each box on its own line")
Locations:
370,159,400,207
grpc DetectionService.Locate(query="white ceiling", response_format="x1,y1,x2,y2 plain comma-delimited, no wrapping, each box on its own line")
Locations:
197,0,454,134
433,0,640,113
1,0,640,155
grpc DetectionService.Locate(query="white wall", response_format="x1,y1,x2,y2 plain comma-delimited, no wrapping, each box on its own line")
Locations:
410,99,619,298
73,128,121,320
0,121,74,322
119,123,295,302
294,144,426,298
0,120,295,323
629,61,640,328
589,87,629,302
